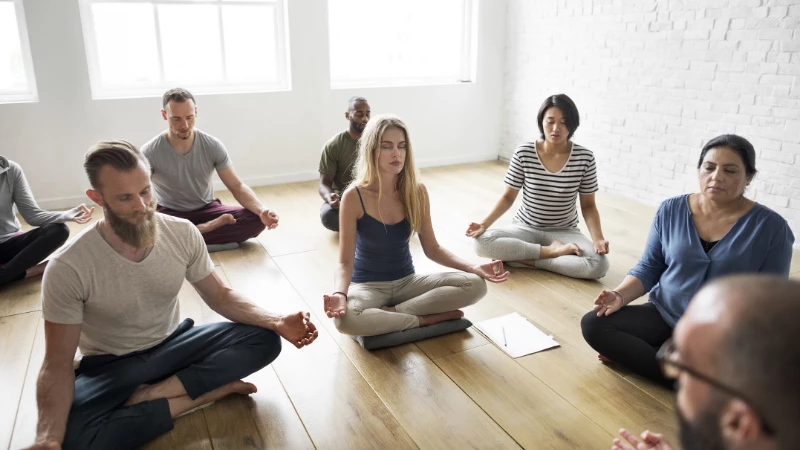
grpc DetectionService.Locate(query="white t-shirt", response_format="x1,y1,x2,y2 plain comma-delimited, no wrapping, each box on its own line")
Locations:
504,141,599,228
42,213,215,356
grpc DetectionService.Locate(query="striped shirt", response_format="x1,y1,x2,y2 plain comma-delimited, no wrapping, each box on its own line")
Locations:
504,141,598,228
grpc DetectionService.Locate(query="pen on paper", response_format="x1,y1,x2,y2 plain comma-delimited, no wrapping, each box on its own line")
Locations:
502,327,507,347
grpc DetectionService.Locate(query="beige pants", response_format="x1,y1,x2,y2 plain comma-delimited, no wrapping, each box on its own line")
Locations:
334,272,487,336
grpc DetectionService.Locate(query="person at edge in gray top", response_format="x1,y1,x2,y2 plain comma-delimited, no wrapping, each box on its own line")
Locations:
0,156,93,287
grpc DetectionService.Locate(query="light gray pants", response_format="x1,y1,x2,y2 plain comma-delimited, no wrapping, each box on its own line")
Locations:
334,272,487,336
474,220,609,280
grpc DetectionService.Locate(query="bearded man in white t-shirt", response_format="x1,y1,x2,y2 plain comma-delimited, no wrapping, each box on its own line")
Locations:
24,141,318,450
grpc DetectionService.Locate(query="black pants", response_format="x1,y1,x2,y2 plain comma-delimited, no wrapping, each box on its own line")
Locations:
580,302,674,388
320,202,340,232
63,319,282,450
0,223,69,286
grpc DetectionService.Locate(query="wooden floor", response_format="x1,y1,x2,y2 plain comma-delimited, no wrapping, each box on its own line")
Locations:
3,161,798,450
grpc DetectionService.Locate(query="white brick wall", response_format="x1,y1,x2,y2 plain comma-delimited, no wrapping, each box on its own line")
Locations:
502,0,800,247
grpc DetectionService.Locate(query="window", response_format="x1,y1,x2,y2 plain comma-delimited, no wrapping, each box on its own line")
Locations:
78,0,290,99
0,0,38,103
327,0,478,89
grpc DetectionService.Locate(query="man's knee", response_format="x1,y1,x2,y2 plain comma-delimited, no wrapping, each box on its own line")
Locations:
230,209,267,241
243,326,282,370
320,204,340,232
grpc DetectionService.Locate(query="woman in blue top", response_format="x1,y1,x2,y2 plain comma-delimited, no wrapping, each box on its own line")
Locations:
324,115,509,337
581,134,794,387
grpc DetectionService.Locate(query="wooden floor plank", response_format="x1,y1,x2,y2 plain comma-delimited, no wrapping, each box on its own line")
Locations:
437,345,612,449
0,312,39,450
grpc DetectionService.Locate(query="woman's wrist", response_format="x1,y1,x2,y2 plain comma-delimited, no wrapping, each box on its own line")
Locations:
332,291,347,301
611,289,626,305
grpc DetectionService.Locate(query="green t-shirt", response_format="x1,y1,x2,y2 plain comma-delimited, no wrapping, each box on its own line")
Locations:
318,130,358,193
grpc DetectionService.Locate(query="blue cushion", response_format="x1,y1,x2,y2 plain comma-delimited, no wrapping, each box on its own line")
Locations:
353,318,473,350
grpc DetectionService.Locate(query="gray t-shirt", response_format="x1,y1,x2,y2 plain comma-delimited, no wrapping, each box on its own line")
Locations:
42,213,215,357
141,129,233,211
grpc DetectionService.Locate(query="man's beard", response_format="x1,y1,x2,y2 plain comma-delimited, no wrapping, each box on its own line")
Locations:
104,201,159,248
678,398,727,450
350,119,366,134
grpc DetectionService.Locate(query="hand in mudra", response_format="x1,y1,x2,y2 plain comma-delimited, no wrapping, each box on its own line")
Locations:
594,289,623,317
323,292,347,318
465,222,486,238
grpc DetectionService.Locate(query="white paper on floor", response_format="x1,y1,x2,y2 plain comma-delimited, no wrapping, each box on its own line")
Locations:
474,312,560,358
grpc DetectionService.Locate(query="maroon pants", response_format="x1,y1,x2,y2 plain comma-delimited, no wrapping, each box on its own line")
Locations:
157,199,266,245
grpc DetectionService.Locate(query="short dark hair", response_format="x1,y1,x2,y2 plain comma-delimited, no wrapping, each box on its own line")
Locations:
537,94,580,140
162,88,196,110
697,134,757,177
714,276,800,448
84,140,149,189
348,96,368,111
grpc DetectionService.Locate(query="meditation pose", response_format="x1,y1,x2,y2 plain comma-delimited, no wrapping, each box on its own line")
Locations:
467,94,610,280
319,96,370,231
0,157,93,287
25,141,317,450
141,88,279,251
582,134,793,387
612,275,800,450
323,115,509,339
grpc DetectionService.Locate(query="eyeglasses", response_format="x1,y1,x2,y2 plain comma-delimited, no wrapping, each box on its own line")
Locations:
656,338,776,436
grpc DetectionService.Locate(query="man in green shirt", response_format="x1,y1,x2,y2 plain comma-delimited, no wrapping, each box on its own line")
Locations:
318,97,370,231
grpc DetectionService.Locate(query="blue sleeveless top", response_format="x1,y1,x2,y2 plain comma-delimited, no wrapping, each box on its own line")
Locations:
351,187,416,283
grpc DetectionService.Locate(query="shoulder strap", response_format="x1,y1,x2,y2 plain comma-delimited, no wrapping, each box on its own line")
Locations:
354,187,367,214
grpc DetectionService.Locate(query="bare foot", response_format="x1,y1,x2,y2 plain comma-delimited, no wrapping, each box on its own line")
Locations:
25,261,48,279
550,240,583,257
198,214,237,234
169,380,257,419
418,310,464,327
598,354,612,364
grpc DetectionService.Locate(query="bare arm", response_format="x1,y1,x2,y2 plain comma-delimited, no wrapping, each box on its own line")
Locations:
218,167,278,228
32,322,81,447
579,193,609,254
318,173,339,208
418,186,509,282
192,272,317,348
466,186,519,237
324,188,360,317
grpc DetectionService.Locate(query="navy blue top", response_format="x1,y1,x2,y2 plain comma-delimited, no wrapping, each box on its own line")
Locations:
351,187,416,283
629,194,794,327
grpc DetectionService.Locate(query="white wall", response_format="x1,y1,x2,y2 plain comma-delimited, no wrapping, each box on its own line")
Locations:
502,0,800,245
0,0,506,209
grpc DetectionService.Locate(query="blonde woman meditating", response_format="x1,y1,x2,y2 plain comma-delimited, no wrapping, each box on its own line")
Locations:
324,115,509,337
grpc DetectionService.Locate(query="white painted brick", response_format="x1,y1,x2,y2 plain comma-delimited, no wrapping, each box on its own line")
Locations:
769,6,789,18
782,143,800,155
753,116,787,128
729,0,764,6
685,30,711,40
759,28,794,40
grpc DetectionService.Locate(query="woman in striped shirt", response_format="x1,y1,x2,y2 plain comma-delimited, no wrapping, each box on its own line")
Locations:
466,94,610,280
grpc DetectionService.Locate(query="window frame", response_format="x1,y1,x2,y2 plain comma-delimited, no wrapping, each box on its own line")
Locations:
327,0,479,89
0,0,39,103
77,0,292,100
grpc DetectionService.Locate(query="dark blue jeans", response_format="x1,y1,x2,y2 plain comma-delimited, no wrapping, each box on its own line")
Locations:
63,319,282,450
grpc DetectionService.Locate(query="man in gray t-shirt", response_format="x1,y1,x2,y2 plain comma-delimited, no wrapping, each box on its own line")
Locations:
27,141,318,450
140,88,279,250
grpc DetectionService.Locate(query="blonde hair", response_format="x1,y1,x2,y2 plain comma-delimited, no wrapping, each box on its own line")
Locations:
352,115,425,234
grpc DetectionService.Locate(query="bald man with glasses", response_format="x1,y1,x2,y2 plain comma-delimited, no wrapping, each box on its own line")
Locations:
612,274,800,450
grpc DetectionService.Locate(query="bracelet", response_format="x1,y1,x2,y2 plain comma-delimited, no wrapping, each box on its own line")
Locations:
332,291,348,301
610,290,625,305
